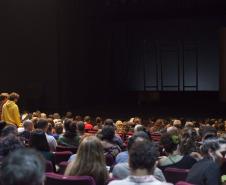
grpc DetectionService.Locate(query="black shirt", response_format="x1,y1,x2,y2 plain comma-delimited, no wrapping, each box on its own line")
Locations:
186,157,221,185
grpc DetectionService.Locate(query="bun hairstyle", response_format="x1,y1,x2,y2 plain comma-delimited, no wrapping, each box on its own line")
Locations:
160,133,180,154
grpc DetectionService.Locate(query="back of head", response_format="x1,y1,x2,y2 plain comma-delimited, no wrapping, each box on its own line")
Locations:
77,121,85,132
65,112,73,119
55,122,63,134
160,133,180,154
200,138,220,156
8,92,19,101
128,131,149,151
134,124,145,133
104,118,114,126
0,148,45,185
84,116,91,123
0,134,24,157
23,120,33,130
101,125,115,142
129,139,158,174
36,119,48,130
29,129,50,152
0,93,9,101
1,125,17,137
200,126,217,140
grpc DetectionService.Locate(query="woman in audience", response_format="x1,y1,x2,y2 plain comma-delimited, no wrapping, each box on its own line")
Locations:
29,129,54,165
93,116,103,131
186,138,226,185
158,132,197,171
65,136,108,185
58,119,80,147
100,125,121,158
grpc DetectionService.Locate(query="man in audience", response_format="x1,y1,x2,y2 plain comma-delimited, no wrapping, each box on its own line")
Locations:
19,120,34,143
113,131,166,182
0,148,45,185
186,138,226,185
1,92,22,127
0,93,9,120
36,118,57,151
1,125,18,137
109,139,172,185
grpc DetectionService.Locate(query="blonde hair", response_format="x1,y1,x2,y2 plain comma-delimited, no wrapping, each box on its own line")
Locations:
65,136,108,185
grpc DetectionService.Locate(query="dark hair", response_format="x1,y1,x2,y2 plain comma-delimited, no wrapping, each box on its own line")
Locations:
1,125,17,137
129,140,158,173
160,133,180,154
65,112,73,119
0,135,25,157
0,121,7,134
101,125,115,142
36,119,48,130
8,92,19,101
104,119,114,126
0,148,45,185
29,129,50,152
84,116,91,122
64,119,77,138
128,131,149,151
200,138,220,155
77,121,85,132
55,123,63,134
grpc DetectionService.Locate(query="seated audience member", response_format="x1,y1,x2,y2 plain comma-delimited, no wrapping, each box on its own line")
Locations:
1,125,18,137
158,133,197,171
93,116,103,130
134,124,145,134
100,125,121,158
77,121,89,138
58,119,80,147
173,119,182,129
186,138,226,185
103,118,124,149
65,136,109,185
0,148,45,185
65,111,73,119
113,131,166,182
84,115,93,130
19,120,34,144
36,119,57,151
29,129,55,165
53,122,63,140
0,134,25,158
115,120,123,133
150,119,165,133
109,140,172,185
179,127,201,159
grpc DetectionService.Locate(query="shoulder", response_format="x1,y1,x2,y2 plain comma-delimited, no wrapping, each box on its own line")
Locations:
108,178,129,185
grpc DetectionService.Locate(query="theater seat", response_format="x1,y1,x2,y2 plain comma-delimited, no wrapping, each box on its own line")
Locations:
59,161,68,174
56,145,77,154
45,172,96,185
53,151,73,164
176,181,194,185
163,167,189,184
45,160,54,172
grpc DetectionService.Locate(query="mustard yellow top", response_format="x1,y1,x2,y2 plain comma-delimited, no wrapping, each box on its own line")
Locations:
1,100,22,127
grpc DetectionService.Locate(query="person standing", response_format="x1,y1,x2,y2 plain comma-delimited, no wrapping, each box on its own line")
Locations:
1,92,22,127
0,93,9,120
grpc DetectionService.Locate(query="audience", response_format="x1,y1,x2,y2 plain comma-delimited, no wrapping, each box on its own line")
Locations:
65,136,108,185
1,98,226,185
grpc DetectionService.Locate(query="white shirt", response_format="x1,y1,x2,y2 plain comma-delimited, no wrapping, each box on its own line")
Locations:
45,133,57,151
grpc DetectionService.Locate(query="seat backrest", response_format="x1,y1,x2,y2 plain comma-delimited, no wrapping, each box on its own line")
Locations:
176,181,194,185
151,132,161,141
59,161,69,174
53,151,73,164
45,160,54,172
56,145,77,154
45,172,96,185
164,167,189,184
